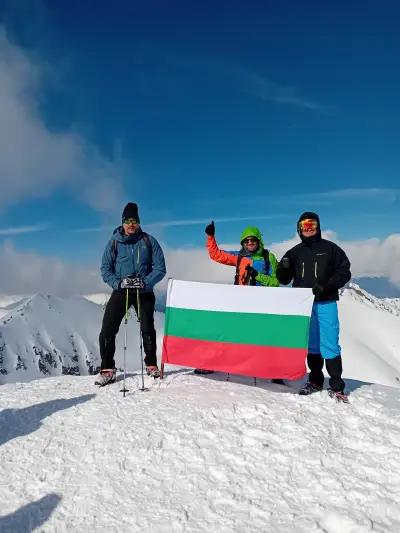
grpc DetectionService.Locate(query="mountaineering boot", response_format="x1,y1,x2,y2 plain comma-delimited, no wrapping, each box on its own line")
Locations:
328,388,349,403
146,366,161,379
299,381,323,395
95,369,116,387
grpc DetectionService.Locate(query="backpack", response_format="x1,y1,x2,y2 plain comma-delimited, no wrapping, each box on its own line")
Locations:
234,249,271,286
111,232,153,274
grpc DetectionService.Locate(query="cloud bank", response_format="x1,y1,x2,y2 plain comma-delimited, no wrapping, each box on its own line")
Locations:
1,232,399,297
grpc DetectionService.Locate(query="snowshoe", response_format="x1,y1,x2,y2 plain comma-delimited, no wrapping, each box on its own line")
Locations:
95,369,116,387
146,366,161,379
328,388,349,403
299,382,323,396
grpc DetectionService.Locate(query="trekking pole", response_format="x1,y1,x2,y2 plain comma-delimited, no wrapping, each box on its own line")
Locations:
120,288,129,397
136,287,148,392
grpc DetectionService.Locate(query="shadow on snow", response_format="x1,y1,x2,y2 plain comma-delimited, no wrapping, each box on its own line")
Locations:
0,394,95,447
0,493,61,532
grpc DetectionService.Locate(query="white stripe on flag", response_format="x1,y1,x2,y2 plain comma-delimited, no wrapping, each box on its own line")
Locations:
166,279,314,316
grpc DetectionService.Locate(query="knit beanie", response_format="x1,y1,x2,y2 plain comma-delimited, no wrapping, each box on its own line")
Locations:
122,202,140,223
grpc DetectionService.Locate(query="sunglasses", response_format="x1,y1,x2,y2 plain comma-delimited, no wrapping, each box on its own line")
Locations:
243,237,259,244
299,219,318,232
123,218,138,225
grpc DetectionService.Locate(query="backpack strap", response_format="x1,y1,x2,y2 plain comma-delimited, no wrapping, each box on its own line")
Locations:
234,255,244,285
234,249,270,285
263,248,270,275
110,233,153,274
111,239,118,271
141,232,153,274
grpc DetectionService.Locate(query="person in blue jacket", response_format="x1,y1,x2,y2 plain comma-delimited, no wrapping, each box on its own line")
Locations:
96,202,166,386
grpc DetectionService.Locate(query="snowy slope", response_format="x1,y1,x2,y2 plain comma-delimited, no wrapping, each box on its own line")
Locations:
1,373,400,532
0,293,164,384
339,284,400,388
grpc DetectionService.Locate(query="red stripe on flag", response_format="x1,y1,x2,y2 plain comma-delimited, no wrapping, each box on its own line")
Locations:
162,336,307,380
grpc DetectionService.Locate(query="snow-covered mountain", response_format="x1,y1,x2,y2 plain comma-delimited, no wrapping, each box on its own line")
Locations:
1,284,400,387
338,284,400,388
0,293,164,384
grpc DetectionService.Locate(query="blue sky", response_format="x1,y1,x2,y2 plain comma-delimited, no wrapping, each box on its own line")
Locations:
0,0,399,274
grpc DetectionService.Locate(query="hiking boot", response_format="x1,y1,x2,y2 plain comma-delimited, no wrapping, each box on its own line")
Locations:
146,366,161,378
299,381,323,396
95,369,116,387
193,369,214,375
328,388,349,403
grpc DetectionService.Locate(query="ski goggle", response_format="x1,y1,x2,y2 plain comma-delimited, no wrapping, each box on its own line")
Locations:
299,219,318,232
123,218,138,225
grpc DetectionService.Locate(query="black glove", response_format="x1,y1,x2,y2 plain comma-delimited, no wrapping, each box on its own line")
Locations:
280,257,290,269
120,276,146,290
312,283,325,298
205,221,215,236
245,265,259,282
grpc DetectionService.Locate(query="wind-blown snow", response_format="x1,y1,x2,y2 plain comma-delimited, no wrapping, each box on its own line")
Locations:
1,373,400,531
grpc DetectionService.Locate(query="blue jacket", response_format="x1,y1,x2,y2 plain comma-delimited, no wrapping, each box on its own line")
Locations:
100,227,166,292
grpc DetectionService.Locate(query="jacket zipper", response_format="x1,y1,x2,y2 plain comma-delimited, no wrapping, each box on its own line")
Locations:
301,262,304,278
314,261,317,279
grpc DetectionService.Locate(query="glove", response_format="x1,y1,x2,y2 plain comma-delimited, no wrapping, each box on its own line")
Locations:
245,265,259,282
280,257,290,269
120,276,146,290
312,283,325,298
205,221,215,236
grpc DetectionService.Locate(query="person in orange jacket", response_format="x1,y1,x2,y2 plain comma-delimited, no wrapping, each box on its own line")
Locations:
195,221,282,382
206,221,279,287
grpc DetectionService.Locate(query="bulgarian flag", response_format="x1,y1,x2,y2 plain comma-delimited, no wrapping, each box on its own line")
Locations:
162,280,314,380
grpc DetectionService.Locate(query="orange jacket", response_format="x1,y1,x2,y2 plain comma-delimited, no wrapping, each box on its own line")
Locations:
206,235,252,285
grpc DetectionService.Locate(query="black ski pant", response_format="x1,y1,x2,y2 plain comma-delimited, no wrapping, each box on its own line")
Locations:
99,290,157,370
307,353,345,392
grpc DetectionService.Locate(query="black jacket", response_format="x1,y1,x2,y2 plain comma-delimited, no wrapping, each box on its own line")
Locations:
276,238,351,302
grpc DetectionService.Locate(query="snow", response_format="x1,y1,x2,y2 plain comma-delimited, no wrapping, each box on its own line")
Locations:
1,372,400,531
1,283,400,530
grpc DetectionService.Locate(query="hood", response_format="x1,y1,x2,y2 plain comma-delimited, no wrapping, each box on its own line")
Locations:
297,211,321,244
111,225,143,244
240,226,264,245
239,226,264,256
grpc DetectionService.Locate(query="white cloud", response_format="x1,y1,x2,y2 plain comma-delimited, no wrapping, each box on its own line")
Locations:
0,241,105,297
0,27,125,212
236,69,328,113
1,232,400,298
271,231,400,285
0,223,49,235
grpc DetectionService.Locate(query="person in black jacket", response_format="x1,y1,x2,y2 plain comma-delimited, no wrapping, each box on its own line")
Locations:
276,212,351,398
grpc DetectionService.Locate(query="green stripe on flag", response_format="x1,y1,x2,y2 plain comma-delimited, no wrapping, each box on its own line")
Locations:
165,307,310,349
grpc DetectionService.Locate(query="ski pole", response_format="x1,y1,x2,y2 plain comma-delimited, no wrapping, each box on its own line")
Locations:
136,287,147,392
120,288,129,397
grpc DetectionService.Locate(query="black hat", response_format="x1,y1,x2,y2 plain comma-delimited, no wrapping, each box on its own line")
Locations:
122,202,140,223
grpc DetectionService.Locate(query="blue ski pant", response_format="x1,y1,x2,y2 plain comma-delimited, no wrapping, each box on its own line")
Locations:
307,301,345,392
308,301,341,359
